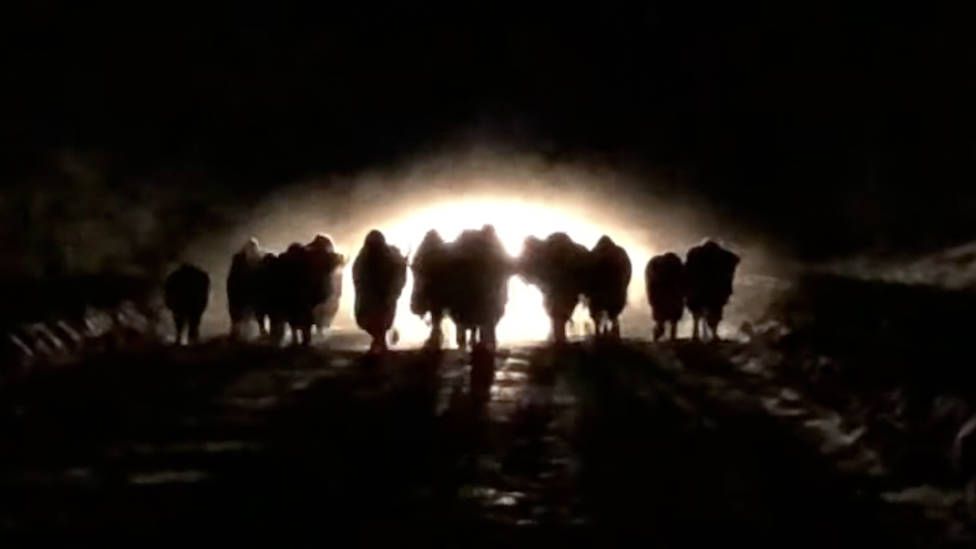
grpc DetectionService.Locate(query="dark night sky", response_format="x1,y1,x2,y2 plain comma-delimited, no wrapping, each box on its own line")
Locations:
4,3,975,262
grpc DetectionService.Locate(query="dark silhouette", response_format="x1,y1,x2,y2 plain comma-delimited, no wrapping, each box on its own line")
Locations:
447,226,513,351
255,252,283,338
584,235,632,338
352,230,407,352
305,234,345,335
410,226,513,351
410,229,450,348
518,232,589,343
278,243,317,345
227,237,265,338
645,252,685,341
236,235,344,347
164,263,210,345
685,240,740,341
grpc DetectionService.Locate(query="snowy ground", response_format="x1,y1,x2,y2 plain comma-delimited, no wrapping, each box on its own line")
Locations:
1,332,972,547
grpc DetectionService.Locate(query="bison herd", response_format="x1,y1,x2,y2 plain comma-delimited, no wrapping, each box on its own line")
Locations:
164,227,740,351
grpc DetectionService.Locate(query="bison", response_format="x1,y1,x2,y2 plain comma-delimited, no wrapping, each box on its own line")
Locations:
410,229,450,348
255,252,284,339
353,230,407,352
227,237,265,338
275,243,316,345
232,234,345,346
518,232,590,343
410,226,513,351
447,225,513,350
164,263,210,345
305,234,345,335
645,252,685,341
584,235,631,338
685,240,740,341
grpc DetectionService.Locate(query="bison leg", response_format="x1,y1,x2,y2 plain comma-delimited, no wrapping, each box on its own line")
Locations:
426,311,444,349
610,317,620,339
172,313,186,345
426,327,443,349
669,320,678,341
228,307,240,338
270,318,285,343
653,322,664,342
551,315,567,343
698,308,716,341
480,323,497,351
424,310,443,349
369,329,387,353
188,314,202,344
706,313,721,342
691,314,701,341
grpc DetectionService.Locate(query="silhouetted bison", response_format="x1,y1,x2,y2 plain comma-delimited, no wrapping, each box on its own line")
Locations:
645,252,685,341
449,226,513,350
277,242,321,345
584,235,631,338
164,263,210,345
231,234,344,346
685,240,740,341
410,226,513,350
353,230,407,352
410,229,450,347
518,232,589,343
227,238,265,338
255,252,282,338
305,234,345,335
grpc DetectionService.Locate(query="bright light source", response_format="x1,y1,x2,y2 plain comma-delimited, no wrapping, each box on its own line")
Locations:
331,196,655,346
384,198,606,256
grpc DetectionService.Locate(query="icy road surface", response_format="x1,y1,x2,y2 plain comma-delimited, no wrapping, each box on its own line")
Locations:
0,339,967,547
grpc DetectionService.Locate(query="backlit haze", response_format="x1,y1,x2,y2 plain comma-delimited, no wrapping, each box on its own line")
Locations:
182,153,770,346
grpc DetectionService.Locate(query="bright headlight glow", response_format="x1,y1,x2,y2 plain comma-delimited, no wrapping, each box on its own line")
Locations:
334,196,655,346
